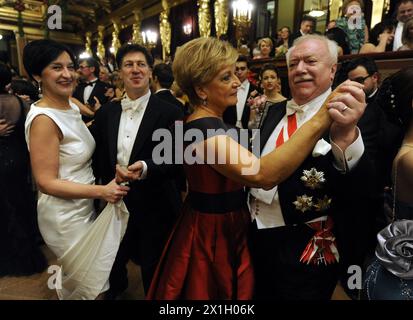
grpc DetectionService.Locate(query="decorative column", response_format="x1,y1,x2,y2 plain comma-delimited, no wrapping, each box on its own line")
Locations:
132,9,144,45
371,0,386,29
198,0,211,38
85,32,93,56
41,0,50,39
159,0,171,60
13,0,27,77
111,19,122,56
214,0,229,39
328,0,343,21
97,25,106,61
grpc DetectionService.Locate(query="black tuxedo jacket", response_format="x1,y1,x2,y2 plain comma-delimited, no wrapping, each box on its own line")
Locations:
155,90,183,110
223,82,258,129
256,100,377,285
288,31,304,47
90,94,184,264
73,80,109,107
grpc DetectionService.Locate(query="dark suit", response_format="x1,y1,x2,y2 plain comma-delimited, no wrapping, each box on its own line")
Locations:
90,94,184,295
223,82,258,129
154,89,188,193
288,31,304,47
336,92,402,298
249,100,375,300
155,89,183,109
73,80,109,121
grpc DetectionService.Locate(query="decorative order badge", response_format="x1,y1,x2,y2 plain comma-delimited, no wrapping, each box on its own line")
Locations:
314,195,332,212
300,168,325,190
293,195,313,213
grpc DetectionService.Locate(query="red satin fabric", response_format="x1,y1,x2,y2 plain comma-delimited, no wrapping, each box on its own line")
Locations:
147,164,254,300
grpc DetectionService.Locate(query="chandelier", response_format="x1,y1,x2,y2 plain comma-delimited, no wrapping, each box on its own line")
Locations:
141,30,158,50
232,0,253,27
309,0,325,18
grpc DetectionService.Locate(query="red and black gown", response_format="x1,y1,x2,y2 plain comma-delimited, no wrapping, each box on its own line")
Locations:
147,117,254,299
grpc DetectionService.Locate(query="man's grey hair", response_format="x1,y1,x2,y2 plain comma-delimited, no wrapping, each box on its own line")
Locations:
285,34,339,67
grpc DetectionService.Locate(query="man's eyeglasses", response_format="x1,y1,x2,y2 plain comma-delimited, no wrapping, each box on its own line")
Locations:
79,65,90,70
235,66,247,72
351,74,371,84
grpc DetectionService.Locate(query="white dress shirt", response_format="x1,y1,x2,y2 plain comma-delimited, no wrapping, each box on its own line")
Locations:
248,88,365,229
83,78,98,104
393,21,404,51
236,79,250,128
117,90,151,179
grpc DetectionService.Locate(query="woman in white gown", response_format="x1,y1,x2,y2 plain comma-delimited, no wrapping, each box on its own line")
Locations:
23,40,130,300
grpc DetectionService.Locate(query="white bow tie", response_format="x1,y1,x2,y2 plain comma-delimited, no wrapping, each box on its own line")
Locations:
286,100,306,116
121,96,142,113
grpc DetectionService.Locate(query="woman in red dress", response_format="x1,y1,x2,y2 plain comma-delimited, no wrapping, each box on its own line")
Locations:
118,37,339,299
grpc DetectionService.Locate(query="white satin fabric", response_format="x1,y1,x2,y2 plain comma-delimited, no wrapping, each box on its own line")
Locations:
25,102,129,299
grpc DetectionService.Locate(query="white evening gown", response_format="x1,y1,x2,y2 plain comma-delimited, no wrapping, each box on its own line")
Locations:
25,101,129,300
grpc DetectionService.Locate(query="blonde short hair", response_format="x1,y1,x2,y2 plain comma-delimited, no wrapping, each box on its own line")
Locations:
286,34,338,67
258,37,273,50
402,17,413,44
172,37,238,106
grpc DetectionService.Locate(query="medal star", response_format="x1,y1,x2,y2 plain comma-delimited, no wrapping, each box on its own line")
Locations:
293,195,313,213
314,195,332,212
301,168,325,189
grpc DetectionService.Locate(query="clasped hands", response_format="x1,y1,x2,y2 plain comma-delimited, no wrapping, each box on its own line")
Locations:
115,161,144,185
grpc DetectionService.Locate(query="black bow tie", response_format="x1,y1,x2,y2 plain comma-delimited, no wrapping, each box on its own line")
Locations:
85,80,97,87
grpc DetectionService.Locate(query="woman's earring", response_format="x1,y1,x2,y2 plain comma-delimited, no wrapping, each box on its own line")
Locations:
202,98,207,106
38,81,42,98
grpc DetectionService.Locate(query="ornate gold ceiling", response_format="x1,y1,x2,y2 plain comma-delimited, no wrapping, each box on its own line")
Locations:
0,0,185,44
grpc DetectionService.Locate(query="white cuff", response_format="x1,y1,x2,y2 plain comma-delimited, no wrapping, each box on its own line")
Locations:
330,127,364,173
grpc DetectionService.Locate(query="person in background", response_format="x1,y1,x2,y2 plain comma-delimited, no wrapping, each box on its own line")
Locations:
325,27,350,55
336,0,369,54
360,20,395,54
248,64,286,130
72,57,108,121
289,15,316,47
327,20,337,31
152,63,183,109
99,65,111,84
392,0,413,51
0,61,47,278
364,67,413,300
170,81,192,116
338,57,402,298
9,79,39,106
223,55,258,129
275,26,291,57
399,17,413,50
253,37,273,59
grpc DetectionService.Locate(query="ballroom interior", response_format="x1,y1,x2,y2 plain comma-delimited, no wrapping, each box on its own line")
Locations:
1,0,413,301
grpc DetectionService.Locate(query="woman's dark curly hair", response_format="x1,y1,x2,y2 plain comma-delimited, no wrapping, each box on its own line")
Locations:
376,67,413,134
259,63,279,80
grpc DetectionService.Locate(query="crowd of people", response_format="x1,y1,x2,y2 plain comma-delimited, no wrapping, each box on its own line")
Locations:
0,0,412,301
247,0,413,59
